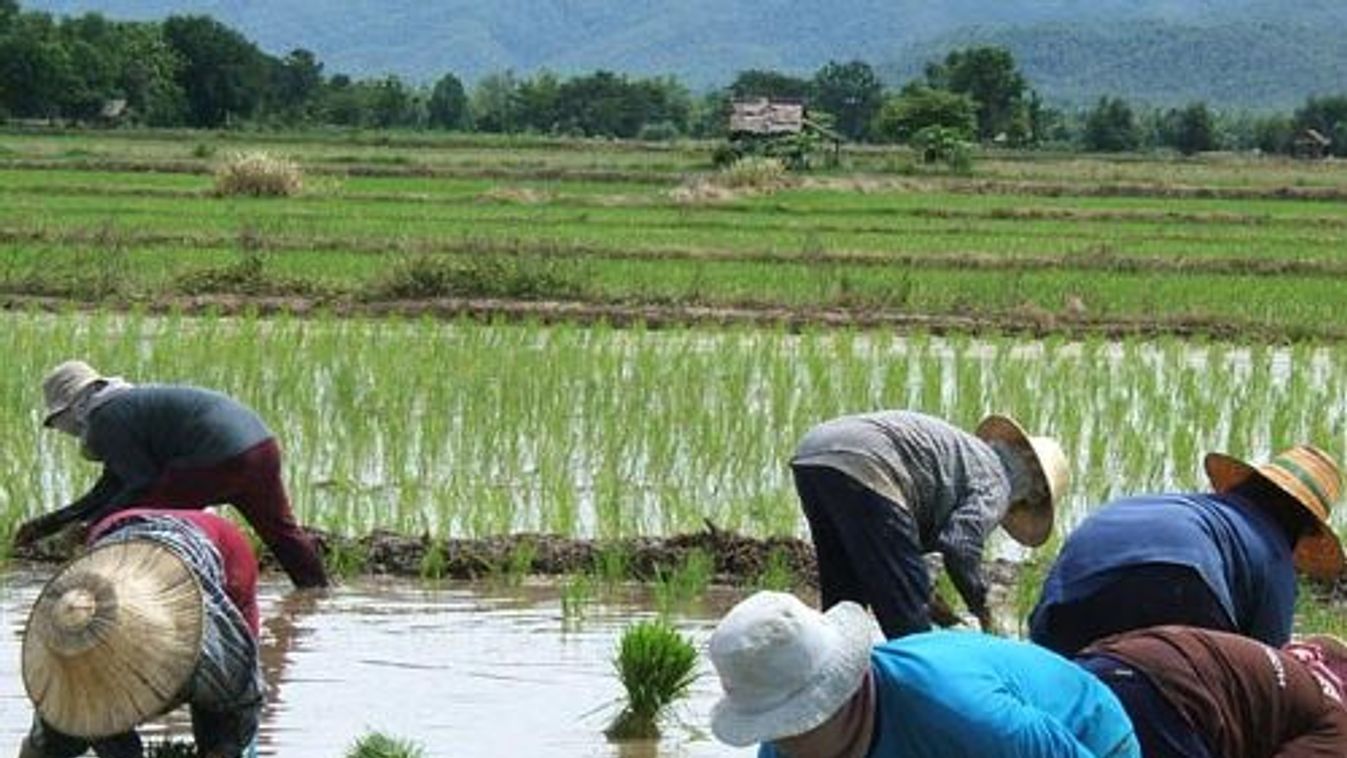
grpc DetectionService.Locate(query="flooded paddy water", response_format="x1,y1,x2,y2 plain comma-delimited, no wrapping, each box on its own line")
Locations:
0,565,756,757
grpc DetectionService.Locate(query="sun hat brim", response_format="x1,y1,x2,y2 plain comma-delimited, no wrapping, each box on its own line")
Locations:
22,540,205,738
1205,452,1345,579
975,414,1057,547
710,601,875,747
41,375,102,427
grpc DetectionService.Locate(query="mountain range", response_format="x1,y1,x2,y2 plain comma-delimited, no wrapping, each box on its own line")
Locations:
23,0,1347,108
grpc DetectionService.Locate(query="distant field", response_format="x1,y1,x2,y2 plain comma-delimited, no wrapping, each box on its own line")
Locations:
4,129,1347,337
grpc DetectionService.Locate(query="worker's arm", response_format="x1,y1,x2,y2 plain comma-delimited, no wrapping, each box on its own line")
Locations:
980,694,1136,758
934,494,998,631
12,470,121,546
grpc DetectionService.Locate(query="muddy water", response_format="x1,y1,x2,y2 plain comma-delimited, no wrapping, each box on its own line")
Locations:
1,566,753,757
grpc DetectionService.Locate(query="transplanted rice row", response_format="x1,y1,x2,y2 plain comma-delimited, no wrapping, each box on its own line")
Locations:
3,311,1346,546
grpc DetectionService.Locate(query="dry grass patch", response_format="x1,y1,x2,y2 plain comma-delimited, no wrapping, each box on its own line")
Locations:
213,151,303,197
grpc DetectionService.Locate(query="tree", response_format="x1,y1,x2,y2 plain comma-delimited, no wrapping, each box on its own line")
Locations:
1082,96,1139,152
0,12,78,119
925,46,1029,143
811,60,882,142
870,85,976,143
470,71,521,133
1294,95,1347,157
273,48,323,119
1163,102,1218,156
427,72,468,130
162,15,273,127
728,69,810,101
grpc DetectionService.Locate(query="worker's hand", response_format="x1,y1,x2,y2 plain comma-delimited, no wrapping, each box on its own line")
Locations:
975,607,1002,636
929,591,962,628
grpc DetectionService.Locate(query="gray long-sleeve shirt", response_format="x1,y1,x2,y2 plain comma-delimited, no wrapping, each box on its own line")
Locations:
36,386,273,535
792,410,1012,613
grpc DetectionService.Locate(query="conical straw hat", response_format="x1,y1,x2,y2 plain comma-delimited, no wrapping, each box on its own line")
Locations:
1205,444,1344,579
976,414,1069,547
22,540,205,738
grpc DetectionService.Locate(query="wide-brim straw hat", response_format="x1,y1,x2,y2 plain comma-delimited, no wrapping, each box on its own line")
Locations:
709,592,876,747
975,414,1068,547
22,540,205,738
41,359,105,427
1205,445,1344,579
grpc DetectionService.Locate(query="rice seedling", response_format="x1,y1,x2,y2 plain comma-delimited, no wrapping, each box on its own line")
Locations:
561,573,592,629
752,548,799,592
418,537,448,581
344,731,427,758
325,539,368,579
213,150,303,197
653,549,715,614
604,619,699,740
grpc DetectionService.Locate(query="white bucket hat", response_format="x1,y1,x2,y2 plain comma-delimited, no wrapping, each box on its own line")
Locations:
41,360,105,427
708,591,876,747
22,540,205,738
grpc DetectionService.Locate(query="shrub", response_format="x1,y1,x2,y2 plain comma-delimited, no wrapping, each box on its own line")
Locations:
716,156,789,190
213,151,303,197
345,732,427,758
605,620,698,740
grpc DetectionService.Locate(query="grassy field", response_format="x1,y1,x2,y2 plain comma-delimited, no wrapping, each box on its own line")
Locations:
3,130,1347,337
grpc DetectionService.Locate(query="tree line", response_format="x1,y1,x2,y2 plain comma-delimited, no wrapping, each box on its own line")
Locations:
1,1,1344,157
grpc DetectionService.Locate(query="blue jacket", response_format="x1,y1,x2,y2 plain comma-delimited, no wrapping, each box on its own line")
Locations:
1030,493,1296,646
759,631,1140,758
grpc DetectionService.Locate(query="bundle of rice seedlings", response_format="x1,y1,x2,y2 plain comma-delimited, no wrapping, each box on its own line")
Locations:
345,731,427,758
213,151,303,197
605,619,698,740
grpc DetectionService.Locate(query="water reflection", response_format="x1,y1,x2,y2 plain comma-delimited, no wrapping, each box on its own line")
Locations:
1,567,750,757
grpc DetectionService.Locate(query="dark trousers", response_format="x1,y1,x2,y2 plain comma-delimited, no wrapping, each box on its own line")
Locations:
138,438,328,588
793,464,931,639
1076,654,1214,758
25,710,253,758
1030,563,1235,655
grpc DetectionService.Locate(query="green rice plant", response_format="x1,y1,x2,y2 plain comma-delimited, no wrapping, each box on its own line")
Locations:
418,537,448,581
1296,581,1347,637
491,539,537,587
653,548,715,614
344,731,427,758
604,620,699,740
325,539,369,579
1013,532,1063,635
592,542,631,589
213,151,303,197
561,573,592,628
752,548,798,591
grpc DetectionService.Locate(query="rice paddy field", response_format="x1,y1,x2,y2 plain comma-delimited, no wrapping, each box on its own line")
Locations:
2,128,1347,754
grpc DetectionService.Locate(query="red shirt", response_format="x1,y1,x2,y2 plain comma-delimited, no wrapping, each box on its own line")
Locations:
89,508,260,637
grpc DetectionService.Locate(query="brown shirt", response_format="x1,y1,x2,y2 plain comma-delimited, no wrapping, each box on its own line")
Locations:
1086,626,1347,757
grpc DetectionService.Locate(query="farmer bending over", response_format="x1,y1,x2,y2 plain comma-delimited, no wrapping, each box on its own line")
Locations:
14,359,327,588
707,591,1140,758
1030,444,1343,655
20,509,263,758
1077,625,1347,757
792,410,1067,637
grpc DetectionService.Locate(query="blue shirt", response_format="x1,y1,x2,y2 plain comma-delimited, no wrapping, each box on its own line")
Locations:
760,631,1140,758
1031,493,1296,646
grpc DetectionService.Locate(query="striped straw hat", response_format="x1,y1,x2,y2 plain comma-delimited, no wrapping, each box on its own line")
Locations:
1205,445,1344,579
